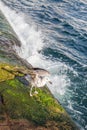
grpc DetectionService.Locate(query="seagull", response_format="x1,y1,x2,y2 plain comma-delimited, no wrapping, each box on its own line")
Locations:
25,68,52,96
1,65,52,96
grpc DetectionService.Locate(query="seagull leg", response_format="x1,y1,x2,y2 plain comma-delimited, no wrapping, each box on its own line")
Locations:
30,85,33,96
34,86,38,94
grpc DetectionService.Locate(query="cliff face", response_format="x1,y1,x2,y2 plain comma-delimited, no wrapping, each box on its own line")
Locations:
0,10,79,130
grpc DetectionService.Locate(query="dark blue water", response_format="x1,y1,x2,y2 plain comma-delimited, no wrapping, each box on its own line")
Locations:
1,0,87,129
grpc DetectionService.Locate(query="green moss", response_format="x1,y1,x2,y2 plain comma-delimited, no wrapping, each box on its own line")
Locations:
0,78,65,124
0,74,78,129
37,88,64,112
7,79,23,88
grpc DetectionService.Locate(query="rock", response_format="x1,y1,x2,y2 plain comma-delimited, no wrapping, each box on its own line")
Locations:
0,10,33,69
0,79,79,130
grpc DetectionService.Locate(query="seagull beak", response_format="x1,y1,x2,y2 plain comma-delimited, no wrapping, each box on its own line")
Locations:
49,81,52,84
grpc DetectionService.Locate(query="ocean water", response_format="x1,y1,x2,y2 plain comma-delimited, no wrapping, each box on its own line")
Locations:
0,0,87,129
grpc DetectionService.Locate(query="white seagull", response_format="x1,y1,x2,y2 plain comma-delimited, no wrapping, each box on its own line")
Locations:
25,68,52,96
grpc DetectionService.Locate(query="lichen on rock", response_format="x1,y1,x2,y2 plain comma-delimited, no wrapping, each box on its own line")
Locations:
0,63,26,82
0,63,15,82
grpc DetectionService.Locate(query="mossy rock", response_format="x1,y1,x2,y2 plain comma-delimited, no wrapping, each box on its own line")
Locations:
0,63,15,82
0,63,25,82
0,77,79,130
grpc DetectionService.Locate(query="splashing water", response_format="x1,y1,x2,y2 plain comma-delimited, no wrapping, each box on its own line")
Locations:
0,1,43,59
